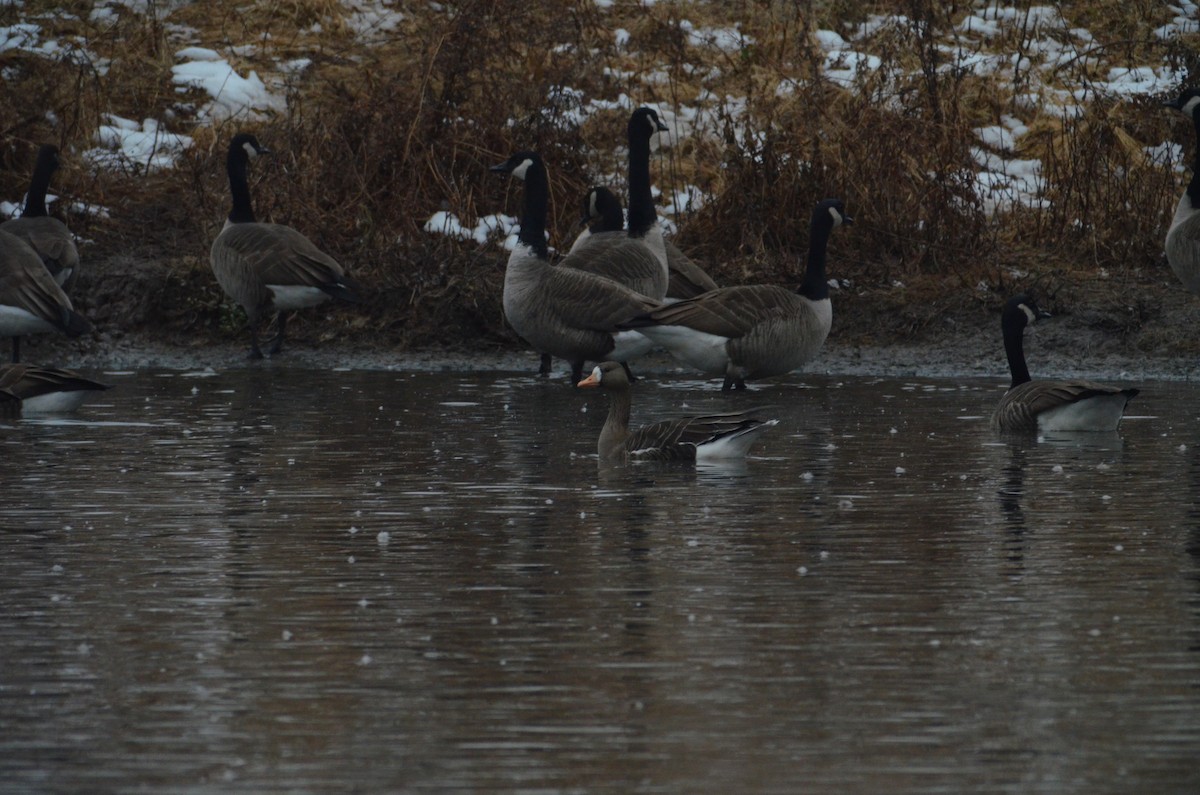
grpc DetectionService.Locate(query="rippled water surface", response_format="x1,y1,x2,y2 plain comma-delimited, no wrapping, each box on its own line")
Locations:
2,367,1198,793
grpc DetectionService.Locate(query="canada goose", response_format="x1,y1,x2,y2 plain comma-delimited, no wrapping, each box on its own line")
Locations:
572,185,719,300
490,150,661,383
622,198,851,391
992,294,1139,432
210,133,362,358
1,144,79,288
577,360,778,462
0,229,92,362
1165,87,1200,293
0,363,111,414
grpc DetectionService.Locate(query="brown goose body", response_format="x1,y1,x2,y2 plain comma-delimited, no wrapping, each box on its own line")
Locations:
577,361,777,462
990,294,1138,433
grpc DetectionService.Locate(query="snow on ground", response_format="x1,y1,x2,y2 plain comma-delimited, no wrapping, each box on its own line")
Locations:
171,48,285,121
85,116,194,172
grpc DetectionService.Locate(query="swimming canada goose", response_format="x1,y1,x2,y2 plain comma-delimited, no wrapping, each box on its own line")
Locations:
577,360,778,462
490,150,661,383
992,294,1139,433
1,144,79,288
0,229,92,362
0,363,111,414
622,198,851,390
1164,87,1200,293
572,185,719,300
210,133,362,358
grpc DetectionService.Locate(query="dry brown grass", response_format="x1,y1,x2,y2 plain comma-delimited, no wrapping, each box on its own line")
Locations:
1,0,1198,350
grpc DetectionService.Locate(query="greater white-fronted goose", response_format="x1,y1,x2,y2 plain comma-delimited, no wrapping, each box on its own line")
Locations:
992,294,1139,432
490,150,661,383
1165,87,1200,293
622,198,851,390
0,363,111,414
0,229,92,362
572,185,719,301
210,133,362,359
576,361,778,462
1,144,79,288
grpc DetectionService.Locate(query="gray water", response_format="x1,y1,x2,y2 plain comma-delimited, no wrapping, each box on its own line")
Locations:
1,367,1198,794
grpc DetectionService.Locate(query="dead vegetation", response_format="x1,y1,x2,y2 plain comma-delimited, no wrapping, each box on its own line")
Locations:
1,0,1198,353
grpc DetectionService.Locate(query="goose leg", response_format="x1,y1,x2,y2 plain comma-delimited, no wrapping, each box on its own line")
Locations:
247,315,265,359
570,359,585,384
721,374,747,391
538,353,552,377
268,313,288,355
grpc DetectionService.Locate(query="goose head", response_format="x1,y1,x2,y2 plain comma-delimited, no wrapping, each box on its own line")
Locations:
577,360,630,391
228,133,270,163
34,144,61,175
629,106,669,145
815,198,853,229
580,186,624,231
490,151,543,182
1003,293,1053,333
1164,87,1200,119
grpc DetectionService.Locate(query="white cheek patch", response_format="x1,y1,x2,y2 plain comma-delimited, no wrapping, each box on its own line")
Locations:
588,192,599,219
829,207,843,225
511,158,533,181
1019,304,1037,325
1184,95,1200,116
242,141,258,159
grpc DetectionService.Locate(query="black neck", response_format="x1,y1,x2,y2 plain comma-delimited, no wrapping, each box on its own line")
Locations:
518,162,550,258
1188,112,1200,208
22,157,54,218
798,215,833,300
1002,315,1032,387
594,197,623,233
226,149,256,223
626,125,655,236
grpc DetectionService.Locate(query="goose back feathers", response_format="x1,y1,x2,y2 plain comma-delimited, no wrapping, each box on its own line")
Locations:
577,361,778,462
623,198,851,390
0,144,79,287
210,133,362,358
991,294,1139,433
1165,88,1200,293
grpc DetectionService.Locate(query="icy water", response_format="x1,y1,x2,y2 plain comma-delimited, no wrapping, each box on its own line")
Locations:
1,367,1198,794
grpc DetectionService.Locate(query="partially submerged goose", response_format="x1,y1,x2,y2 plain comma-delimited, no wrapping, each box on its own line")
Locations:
572,185,718,301
1165,87,1200,293
992,294,1139,433
577,361,777,462
1,144,79,288
0,363,111,414
622,198,851,390
0,229,92,362
490,151,660,383
210,133,362,359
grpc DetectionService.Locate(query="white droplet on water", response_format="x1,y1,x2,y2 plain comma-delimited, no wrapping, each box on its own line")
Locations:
377,531,390,544
281,630,293,641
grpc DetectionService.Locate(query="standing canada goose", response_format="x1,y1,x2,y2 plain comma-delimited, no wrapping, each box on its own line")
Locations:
992,294,1139,433
621,198,851,391
210,133,362,359
572,185,719,300
0,144,79,288
490,150,661,383
577,361,778,462
0,363,111,414
0,229,92,362
1164,87,1200,293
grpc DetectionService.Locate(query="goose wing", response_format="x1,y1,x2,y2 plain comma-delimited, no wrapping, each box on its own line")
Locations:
542,266,660,330
994,379,1136,430
626,409,774,460
665,240,718,299
215,223,348,288
0,231,80,327
0,363,110,398
637,285,795,337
